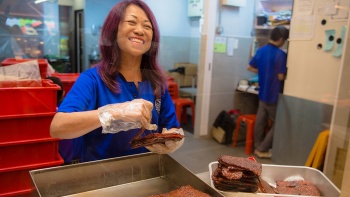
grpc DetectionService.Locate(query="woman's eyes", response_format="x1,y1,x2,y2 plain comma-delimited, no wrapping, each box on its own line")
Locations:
144,25,152,30
126,20,152,30
127,20,137,25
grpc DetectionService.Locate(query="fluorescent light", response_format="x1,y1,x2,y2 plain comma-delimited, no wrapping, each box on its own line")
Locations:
34,0,49,4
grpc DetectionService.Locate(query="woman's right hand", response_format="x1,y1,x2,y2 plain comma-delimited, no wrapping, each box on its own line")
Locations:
98,99,157,133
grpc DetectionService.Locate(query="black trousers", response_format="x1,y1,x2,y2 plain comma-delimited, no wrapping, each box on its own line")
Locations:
254,100,277,152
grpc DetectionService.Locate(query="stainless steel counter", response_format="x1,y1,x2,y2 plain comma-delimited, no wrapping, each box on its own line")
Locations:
29,153,339,197
30,153,223,197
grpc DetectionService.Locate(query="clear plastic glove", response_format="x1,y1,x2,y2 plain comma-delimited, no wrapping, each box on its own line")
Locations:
98,99,157,133
145,128,185,154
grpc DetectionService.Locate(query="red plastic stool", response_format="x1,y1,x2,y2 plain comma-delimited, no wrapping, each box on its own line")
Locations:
232,114,256,155
168,81,195,127
174,98,195,127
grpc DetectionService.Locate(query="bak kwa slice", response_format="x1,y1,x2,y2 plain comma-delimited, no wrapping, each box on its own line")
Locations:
149,185,211,197
218,155,262,176
130,132,184,149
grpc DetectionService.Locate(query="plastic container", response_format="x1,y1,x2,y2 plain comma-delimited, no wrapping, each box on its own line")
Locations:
0,79,59,116
0,154,63,197
0,112,55,144
1,58,49,79
209,161,340,197
0,138,60,171
51,73,80,94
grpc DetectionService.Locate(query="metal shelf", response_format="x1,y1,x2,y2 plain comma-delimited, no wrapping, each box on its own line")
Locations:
255,25,290,29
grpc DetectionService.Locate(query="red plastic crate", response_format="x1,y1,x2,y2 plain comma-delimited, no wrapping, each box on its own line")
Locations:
0,154,63,197
1,58,48,79
51,73,80,94
0,79,59,116
0,112,55,145
3,189,32,197
0,138,60,171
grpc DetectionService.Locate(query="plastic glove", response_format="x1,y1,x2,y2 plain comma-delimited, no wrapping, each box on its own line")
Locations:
145,128,185,154
98,99,157,133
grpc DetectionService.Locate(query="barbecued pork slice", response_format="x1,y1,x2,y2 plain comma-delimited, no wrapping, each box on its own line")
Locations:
274,180,321,196
218,155,262,176
130,133,184,149
149,185,211,197
221,167,243,180
212,177,259,192
215,165,257,180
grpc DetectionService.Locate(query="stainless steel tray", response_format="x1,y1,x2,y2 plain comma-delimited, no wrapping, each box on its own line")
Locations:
209,162,340,197
29,153,223,197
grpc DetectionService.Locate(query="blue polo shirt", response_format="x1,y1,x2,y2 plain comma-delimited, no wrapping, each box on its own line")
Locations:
57,66,179,163
249,43,287,104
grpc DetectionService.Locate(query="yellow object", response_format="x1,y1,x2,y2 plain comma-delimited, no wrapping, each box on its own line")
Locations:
305,130,330,170
212,126,226,144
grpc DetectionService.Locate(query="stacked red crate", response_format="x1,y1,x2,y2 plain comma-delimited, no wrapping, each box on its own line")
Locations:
0,79,64,197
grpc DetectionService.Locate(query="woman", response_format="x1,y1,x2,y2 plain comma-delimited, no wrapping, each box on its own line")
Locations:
50,0,183,164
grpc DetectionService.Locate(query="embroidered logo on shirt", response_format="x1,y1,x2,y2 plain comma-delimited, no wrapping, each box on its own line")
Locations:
155,98,161,114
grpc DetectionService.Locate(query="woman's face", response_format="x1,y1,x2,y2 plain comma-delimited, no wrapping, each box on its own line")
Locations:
117,4,153,58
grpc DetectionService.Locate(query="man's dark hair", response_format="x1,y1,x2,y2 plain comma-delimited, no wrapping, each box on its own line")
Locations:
46,76,64,105
270,26,289,42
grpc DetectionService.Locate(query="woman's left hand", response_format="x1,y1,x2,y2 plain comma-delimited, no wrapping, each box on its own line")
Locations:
145,128,185,154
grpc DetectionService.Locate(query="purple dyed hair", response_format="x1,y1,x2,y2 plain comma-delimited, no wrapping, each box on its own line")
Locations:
98,0,167,98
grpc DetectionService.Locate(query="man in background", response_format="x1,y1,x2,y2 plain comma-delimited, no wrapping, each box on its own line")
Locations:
247,26,289,159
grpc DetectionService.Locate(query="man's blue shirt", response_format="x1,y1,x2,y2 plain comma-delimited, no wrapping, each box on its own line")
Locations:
249,43,287,104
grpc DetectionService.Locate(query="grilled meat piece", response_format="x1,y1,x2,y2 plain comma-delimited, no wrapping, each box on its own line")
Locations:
149,185,211,197
221,167,243,180
218,155,262,176
274,180,321,196
130,133,184,149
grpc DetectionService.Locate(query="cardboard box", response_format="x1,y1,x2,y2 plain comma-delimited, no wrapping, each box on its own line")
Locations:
167,72,184,85
183,75,196,87
169,63,197,87
174,63,197,75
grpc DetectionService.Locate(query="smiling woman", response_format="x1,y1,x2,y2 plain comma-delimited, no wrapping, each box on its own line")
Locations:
49,0,183,164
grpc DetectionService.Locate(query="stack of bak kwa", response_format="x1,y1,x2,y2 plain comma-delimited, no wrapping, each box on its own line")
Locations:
212,155,262,192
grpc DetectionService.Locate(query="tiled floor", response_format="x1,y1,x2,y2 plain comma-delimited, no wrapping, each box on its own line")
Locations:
169,130,275,174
